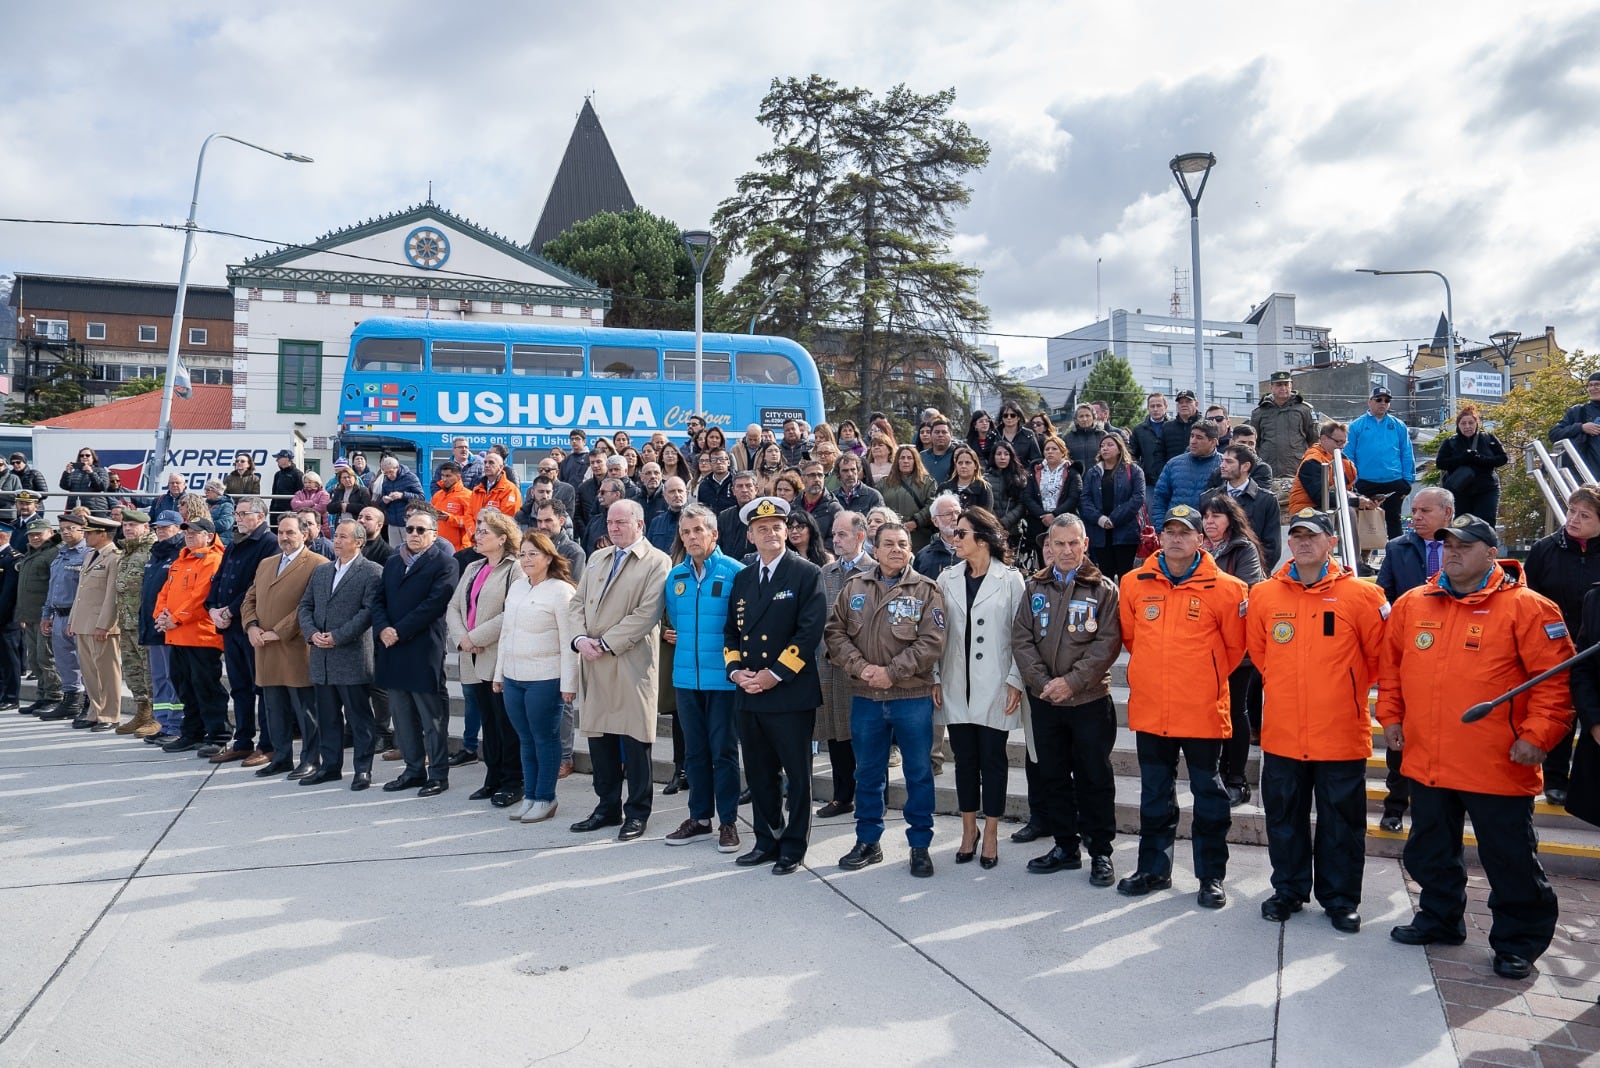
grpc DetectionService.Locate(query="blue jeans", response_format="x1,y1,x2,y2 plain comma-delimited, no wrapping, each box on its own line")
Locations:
461,681,482,752
851,695,935,848
501,677,563,802
675,687,740,826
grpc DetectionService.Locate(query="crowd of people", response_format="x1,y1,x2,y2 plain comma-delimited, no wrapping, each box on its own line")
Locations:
10,375,1596,985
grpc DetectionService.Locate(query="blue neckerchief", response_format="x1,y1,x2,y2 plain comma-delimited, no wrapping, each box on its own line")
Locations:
1288,560,1330,584
1158,552,1203,585
1438,567,1492,598
1052,566,1078,586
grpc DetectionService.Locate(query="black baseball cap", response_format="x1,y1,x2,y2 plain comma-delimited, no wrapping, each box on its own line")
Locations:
1162,505,1203,532
1175,389,1197,401
1440,514,1499,548
1286,508,1334,535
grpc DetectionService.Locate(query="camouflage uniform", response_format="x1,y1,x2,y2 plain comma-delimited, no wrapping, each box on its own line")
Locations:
115,532,155,714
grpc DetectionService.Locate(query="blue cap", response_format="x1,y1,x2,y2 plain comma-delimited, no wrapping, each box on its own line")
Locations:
153,510,183,527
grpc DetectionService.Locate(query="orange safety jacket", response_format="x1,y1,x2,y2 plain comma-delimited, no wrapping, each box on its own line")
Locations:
1118,550,1247,738
153,539,225,650
1375,560,1574,796
1287,443,1357,515
1246,558,1388,761
468,474,522,526
432,484,475,550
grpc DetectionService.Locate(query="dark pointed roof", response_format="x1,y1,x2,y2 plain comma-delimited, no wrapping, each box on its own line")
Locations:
529,99,636,252
1432,312,1451,351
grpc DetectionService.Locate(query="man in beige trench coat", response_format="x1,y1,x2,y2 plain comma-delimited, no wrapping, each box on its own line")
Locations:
241,515,325,778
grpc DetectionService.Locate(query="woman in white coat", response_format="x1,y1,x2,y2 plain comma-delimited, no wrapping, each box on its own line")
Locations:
933,505,1025,869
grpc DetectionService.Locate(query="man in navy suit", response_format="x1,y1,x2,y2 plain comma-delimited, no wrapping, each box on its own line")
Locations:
723,497,827,874
297,519,384,789
371,510,459,796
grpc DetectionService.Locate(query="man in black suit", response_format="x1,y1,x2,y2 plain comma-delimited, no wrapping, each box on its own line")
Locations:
0,527,22,710
717,472,759,561
371,510,458,797
297,519,384,789
723,497,827,875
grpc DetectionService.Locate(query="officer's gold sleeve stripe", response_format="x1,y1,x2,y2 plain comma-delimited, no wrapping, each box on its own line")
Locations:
778,645,805,673
724,648,741,666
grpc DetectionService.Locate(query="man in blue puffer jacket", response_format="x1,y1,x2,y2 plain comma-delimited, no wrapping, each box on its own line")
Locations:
1150,419,1223,526
662,502,746,852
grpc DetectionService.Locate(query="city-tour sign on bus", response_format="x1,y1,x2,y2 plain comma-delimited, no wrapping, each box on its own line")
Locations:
337,319,826,459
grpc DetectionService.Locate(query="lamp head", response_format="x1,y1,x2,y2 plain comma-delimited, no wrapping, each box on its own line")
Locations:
283,153,315,163
1170,152,1217,175
681,229,715,251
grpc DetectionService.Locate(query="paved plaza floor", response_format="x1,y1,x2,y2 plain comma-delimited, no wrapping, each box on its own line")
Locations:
0,711,1588,1065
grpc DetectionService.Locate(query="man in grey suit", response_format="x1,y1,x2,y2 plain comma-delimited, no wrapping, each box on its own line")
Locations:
297,519,384,790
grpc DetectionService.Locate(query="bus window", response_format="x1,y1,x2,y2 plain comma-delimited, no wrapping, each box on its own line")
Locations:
591,346,658,380
433,341,507,375
511,343,584,378
736,351,800,385
352,336,423,373
665,350,730,383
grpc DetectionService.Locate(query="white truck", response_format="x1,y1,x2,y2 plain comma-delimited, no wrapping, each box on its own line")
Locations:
32,428,298,498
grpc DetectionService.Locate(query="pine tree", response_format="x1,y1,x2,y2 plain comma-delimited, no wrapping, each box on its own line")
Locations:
1080,353,1145,431
541,207,723,330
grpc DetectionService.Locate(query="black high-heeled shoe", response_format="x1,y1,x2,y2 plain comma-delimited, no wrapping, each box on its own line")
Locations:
979,847,999,870
956,829,980,864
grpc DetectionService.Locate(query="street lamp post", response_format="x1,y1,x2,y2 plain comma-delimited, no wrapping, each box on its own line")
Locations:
1170,152,1217,404
681,230,717,421
1355,268,1455,424
1490,330,1522,392
151,133,312,492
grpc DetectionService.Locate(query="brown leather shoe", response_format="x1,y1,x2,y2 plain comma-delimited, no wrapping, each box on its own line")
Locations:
239,749,271,768
558,761,574,779
209,747,250,764
381,748,403,761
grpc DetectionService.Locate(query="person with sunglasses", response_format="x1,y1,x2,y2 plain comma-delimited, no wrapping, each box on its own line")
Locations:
60,448,110,516
1204,405,1233,449
1345,385,1415,542
994,404,1042,471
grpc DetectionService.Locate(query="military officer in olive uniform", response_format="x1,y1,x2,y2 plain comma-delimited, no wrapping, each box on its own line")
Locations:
70,516,123,731
723,497,828,874
113,509,159,736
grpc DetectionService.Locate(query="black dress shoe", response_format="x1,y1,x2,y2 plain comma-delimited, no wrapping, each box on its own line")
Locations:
1027,845,1083,874
446,748,479,768
1546,788,1569,806
382,774,426,792
570,812,622,833
255,760,294,778
736,847,779,867
617,818,647,841
909,847,934,878
491,789,520,808
1197,879,1227,909
1493,952,1532,979
350,772,372,791
1090,854,1115,887
1226,784,1252,807
1261,894,1304,922
839,841,884,870
196,743,223,757
1379,815,1404,833
1327,908,1361,933
662,767,683,796
469,785,497,801
1011,822,1044,844
89,722,114,732
71,717,95,729
816,799,853,818
286,761,318,780
1117,871,1173,897
772,857,802,876
1390,923,1466,946
162,737,203,753
738,787,752,806
299,768,343,786
417,780,447,798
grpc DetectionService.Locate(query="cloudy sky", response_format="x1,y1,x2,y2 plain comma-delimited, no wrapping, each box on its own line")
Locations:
3,0,1597,373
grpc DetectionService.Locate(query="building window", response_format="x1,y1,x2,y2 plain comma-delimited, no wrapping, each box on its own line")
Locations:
86,322,106,341
34,319,68,340
188,327,207,346
1242,385,1255,404
1151,344,1172,366
138,325,158,343
1151,378,1173,394
277,340,322,414
1235,350,1252,372
1205,347,1215,370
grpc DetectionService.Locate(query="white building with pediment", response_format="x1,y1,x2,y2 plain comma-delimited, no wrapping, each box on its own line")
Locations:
226,200,608,465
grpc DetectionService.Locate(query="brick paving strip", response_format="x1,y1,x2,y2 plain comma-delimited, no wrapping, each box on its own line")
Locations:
1417,872,1600,1066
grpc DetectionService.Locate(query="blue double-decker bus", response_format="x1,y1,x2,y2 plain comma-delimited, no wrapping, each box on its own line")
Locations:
337,318,826,480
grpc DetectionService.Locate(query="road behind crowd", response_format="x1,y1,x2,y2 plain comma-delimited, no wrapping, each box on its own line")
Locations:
11,704,1594,1067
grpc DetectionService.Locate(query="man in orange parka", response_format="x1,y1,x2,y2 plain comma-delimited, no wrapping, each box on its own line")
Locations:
467,451,521,526
431,461,474,551
1117,504,1248,907
155,517,230,753
1247,509,1388,933
1377,514,1575,980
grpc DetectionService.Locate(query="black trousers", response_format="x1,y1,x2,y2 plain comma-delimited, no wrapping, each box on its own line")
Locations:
588,732,653,822
826,738,856,803
368,685,391,735
1384,746,1412,819
1354,478,1410,541
315,683,377,774
671,711,686,768
1089,543,1138,584
262,685,315,766
390,687,450,783
472,681,522,794
1404,782,1558,960
0,622,21,704
1135,732,1230,880
1221,663,1261,788
1031,694,1118,857
947,722,1009,817
1261,753,1367,911
1022,755,1042,827
221,625,261,750
738,707,816,862
171,645,229,742
1544,723,1576,792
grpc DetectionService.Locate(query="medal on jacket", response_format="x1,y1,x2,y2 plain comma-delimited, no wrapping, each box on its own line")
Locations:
1085,601,1098,633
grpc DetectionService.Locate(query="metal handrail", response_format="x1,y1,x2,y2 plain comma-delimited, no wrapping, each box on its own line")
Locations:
1556,438,1597,486
1526,438,1599,528
1330,447,1360,572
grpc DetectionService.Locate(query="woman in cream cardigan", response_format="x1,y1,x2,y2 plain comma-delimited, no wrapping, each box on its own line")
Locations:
447,510,522,808
493,529,578,823
933,506,1025,869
